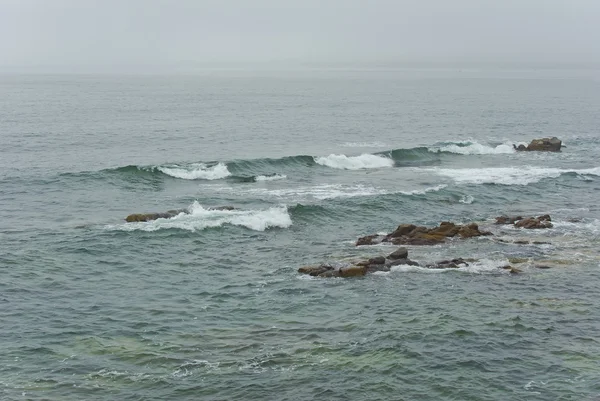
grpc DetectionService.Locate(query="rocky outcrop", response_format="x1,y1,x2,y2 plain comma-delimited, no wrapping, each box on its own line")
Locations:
356,221,492,246
495,214,553,229
125,206,235,222
513,137,562,152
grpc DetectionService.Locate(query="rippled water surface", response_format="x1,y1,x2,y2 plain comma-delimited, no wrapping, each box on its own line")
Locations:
1,69,600,400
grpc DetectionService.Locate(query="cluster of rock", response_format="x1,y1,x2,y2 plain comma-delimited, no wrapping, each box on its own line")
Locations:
495,214,553,229
513,137,562,152
125,206,235,222
356,221,492,246
298,247,523,278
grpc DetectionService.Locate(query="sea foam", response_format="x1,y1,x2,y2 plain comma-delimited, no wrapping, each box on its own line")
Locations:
110,202,292,232
432,141,516,155
158,163,231,180
314,154,394,170
429,166,600,186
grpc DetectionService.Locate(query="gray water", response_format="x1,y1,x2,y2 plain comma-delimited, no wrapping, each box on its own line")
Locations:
1,68,600,400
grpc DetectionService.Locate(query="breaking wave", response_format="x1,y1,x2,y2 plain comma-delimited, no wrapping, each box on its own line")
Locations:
314,154,394,170
108,202,292,232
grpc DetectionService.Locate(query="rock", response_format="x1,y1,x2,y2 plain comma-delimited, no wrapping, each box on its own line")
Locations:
495,215,523,225
427,258,469,269
513,144,527,151
535,265,552,269
385,258,420,267
211,206,235,211
356,234,382,246
508,257,528,264
428,221,460,237
515,217,553,229
318,270,341,278
525,137,562,152
366,264,391,273
368,256,386,265
509,268,522,274
125,206,235,223
339,266,367,277
537,214,551,222
513,240,530,245
389,224,417,238
298,265,333,276
387,247,409,260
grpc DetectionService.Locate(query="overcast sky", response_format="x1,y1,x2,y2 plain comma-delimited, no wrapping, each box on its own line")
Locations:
0,0,598,71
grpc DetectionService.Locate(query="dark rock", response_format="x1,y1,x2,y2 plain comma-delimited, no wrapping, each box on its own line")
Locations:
537,214,551,222
368,256,386,265
389,224,416,238
495,215,523,225
387,247,409,260
356,234,381,246
211,205,235,211
513,240,530,245
535,265,553,269
513,144,527,151
385,258,420,267
366,264,391,273
532,241,551,245
427,258,469,269
318,270,341,278
509,268,522,274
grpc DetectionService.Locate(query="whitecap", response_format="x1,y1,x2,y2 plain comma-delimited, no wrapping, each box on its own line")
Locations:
108,202,292,232
254,174,287,182
314,154,394,170
340,141,387,148
427,166,600,186
459,195,475,204
399,184,447,196
431,141,515,155
158,162,231,180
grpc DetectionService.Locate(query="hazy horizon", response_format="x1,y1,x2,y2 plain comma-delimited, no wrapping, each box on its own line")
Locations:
1,0,599,73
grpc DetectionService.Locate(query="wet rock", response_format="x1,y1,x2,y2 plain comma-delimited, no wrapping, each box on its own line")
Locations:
125,211,183,222
356,234,383,246
385,258,420,267
211,205,235,211
427,258,469,269
509,268,522,274
387,247,408,260
366,264,391,273
508,257,529,264
298,265,333,276
515,217,553,229
458,223,491,238
535,265,553,269
339,266,367,277
368,256,386,265
524,137,562,152
513,240,530,245
318,270,341,278
513,144,527,151
389,224,416,238
495,215,523,225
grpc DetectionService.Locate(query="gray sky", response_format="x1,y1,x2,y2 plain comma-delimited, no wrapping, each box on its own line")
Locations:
0,0,599,71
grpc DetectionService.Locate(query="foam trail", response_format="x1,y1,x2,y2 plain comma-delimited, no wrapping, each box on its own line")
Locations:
158,163,231,180
254,174,287,182
432,141,515,155
428,166,600,186
314,154,394,170
109,202,292,232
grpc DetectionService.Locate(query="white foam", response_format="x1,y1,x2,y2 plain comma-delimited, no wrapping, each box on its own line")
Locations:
459,195,475,204
341,141,387,148
206,183,443,201
431,141,515,155
158,163,231,180
314,154,394,170
391,259,509,274
254,174,287,182
109,202,292,232
399,184,447,196
428,166,600,186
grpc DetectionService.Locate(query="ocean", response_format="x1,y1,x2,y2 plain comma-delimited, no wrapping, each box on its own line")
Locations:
1,68,600,400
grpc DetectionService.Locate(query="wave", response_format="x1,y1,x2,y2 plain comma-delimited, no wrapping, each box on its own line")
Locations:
108,202,292,232
428,166,600,186
254,174,287,182
340,141,387,148
157,163,231,180
429,140,516,155
314,154,394,170
205,183,448,202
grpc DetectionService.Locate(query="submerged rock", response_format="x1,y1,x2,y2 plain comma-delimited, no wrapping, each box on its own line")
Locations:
513,137,562,152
